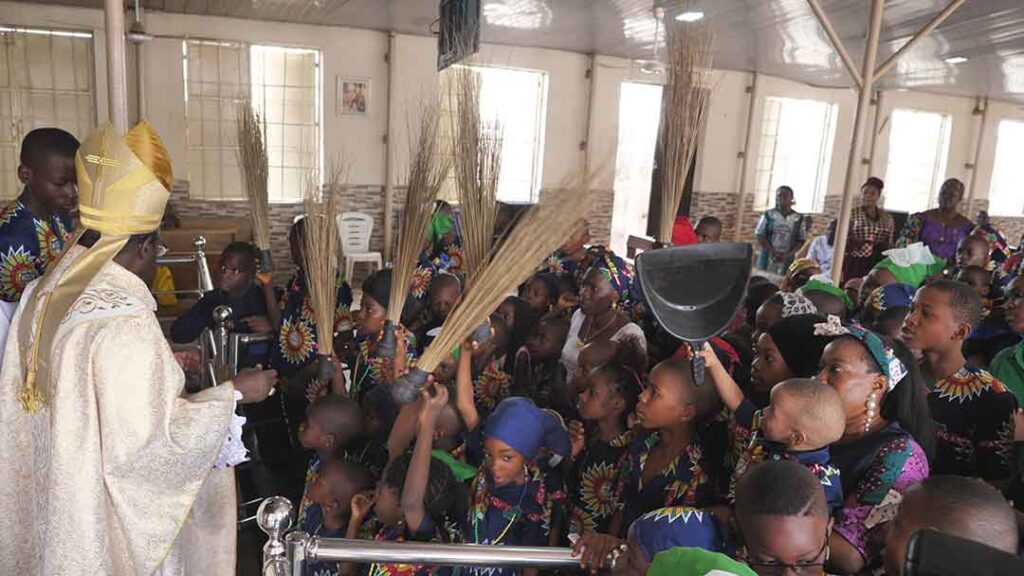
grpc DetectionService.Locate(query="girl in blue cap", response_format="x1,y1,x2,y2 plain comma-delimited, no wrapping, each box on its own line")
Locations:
467,397,571,576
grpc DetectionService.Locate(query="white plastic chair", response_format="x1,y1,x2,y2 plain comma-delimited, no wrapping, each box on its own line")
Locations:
337,211,382,281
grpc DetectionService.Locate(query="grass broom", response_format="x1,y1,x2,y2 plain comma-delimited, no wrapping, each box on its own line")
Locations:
391,185,589,404
447,64,503,287
236,103,273,272
302,170,342,381
379,105,452,358
657,16,713,244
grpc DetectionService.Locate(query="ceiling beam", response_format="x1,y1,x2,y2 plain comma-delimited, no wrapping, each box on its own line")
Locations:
805,0,863,89
874,0,966,79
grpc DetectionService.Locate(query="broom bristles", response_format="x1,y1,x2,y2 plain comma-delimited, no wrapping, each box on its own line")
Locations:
657,17,713,244
388,105,451,323
417,185,588,372
237,103,272,251
302,170,342,358
447,65,502,287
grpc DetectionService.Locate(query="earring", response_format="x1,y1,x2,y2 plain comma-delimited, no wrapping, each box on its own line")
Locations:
865,393,878,433
612,301,618,310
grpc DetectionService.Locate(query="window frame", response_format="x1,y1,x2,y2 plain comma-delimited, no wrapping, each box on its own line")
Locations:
752,95,838,213
882,107,952,214
986,118,1024,218
0,25,96,200
182,38,322,204
439,63,549,204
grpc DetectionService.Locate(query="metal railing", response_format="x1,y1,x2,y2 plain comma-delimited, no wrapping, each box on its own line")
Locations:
256,497,579,576
155,235,214,298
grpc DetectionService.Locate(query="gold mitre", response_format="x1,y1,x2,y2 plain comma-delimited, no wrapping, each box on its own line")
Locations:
17,121,173,413
76,121,172,236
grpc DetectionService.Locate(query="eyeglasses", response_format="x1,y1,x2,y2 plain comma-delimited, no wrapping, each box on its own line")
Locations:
744,532,829,575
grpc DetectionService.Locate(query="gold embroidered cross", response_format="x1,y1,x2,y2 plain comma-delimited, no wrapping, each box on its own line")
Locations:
84,154,122,168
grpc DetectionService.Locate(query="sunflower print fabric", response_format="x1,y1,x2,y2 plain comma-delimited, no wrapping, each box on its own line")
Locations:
617,432,717,536
567,430,631,535
473,358,512,414
927,365,1018,481
368,517,457,576
0,199,72,302
270,271,353,377
351,328,417,399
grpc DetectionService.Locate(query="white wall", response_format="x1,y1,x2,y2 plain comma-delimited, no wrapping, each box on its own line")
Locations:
4,0,1024,229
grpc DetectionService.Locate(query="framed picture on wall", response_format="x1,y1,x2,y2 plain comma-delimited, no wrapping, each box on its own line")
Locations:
338,77,370,116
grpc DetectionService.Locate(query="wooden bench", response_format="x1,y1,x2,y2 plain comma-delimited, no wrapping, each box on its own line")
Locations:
156,218,255,327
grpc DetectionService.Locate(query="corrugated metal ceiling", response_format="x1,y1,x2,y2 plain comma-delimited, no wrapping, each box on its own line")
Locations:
15,0,1024,102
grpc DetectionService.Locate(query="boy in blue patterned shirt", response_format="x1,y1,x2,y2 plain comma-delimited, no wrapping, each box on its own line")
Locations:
0,128,79,364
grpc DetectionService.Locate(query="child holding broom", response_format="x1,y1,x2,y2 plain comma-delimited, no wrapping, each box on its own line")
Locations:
352,269,418,401
269,217,354,395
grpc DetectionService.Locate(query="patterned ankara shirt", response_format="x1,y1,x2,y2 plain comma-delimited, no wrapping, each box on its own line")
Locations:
927,365,1018,481
0,198,72,302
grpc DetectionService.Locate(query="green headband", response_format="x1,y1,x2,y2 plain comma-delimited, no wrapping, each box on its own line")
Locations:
800,278,854,310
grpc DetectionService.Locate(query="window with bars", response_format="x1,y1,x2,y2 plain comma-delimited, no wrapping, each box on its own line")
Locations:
0,26,95,200
439,65,548,204
183,40,320,203
883,108,951,213
986,119,1024,217
753,96,838,212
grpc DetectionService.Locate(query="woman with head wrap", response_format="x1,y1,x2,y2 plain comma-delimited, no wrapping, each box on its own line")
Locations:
561,249,647,381
816,323,931,573
351,269,417,401
467,398,569,576
573,506,728,575
895,178,974,263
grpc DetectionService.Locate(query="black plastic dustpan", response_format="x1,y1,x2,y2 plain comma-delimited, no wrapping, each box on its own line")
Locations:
636,243,753,384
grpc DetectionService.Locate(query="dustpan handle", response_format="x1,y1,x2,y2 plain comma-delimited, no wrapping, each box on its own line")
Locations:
692,339,706,386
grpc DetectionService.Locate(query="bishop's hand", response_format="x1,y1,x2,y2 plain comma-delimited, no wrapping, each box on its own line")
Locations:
234,367,278,404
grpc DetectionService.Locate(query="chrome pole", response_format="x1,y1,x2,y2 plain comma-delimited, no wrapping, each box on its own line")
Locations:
308,538,579,568
194,235,214,293
257,497,294,575
286,532,309,576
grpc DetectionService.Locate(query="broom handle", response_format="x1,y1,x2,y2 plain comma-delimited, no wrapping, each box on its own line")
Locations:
259,249,273,274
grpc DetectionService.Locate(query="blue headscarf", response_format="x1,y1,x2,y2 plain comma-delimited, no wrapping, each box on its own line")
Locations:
628,507,726,562
867,283,915,312
484,397,570,460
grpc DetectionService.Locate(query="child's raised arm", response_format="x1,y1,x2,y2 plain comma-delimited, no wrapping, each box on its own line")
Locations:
340,492,375,576
455,343,480,431
387,398,422,462
402,382,449,533
699,342,744,412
